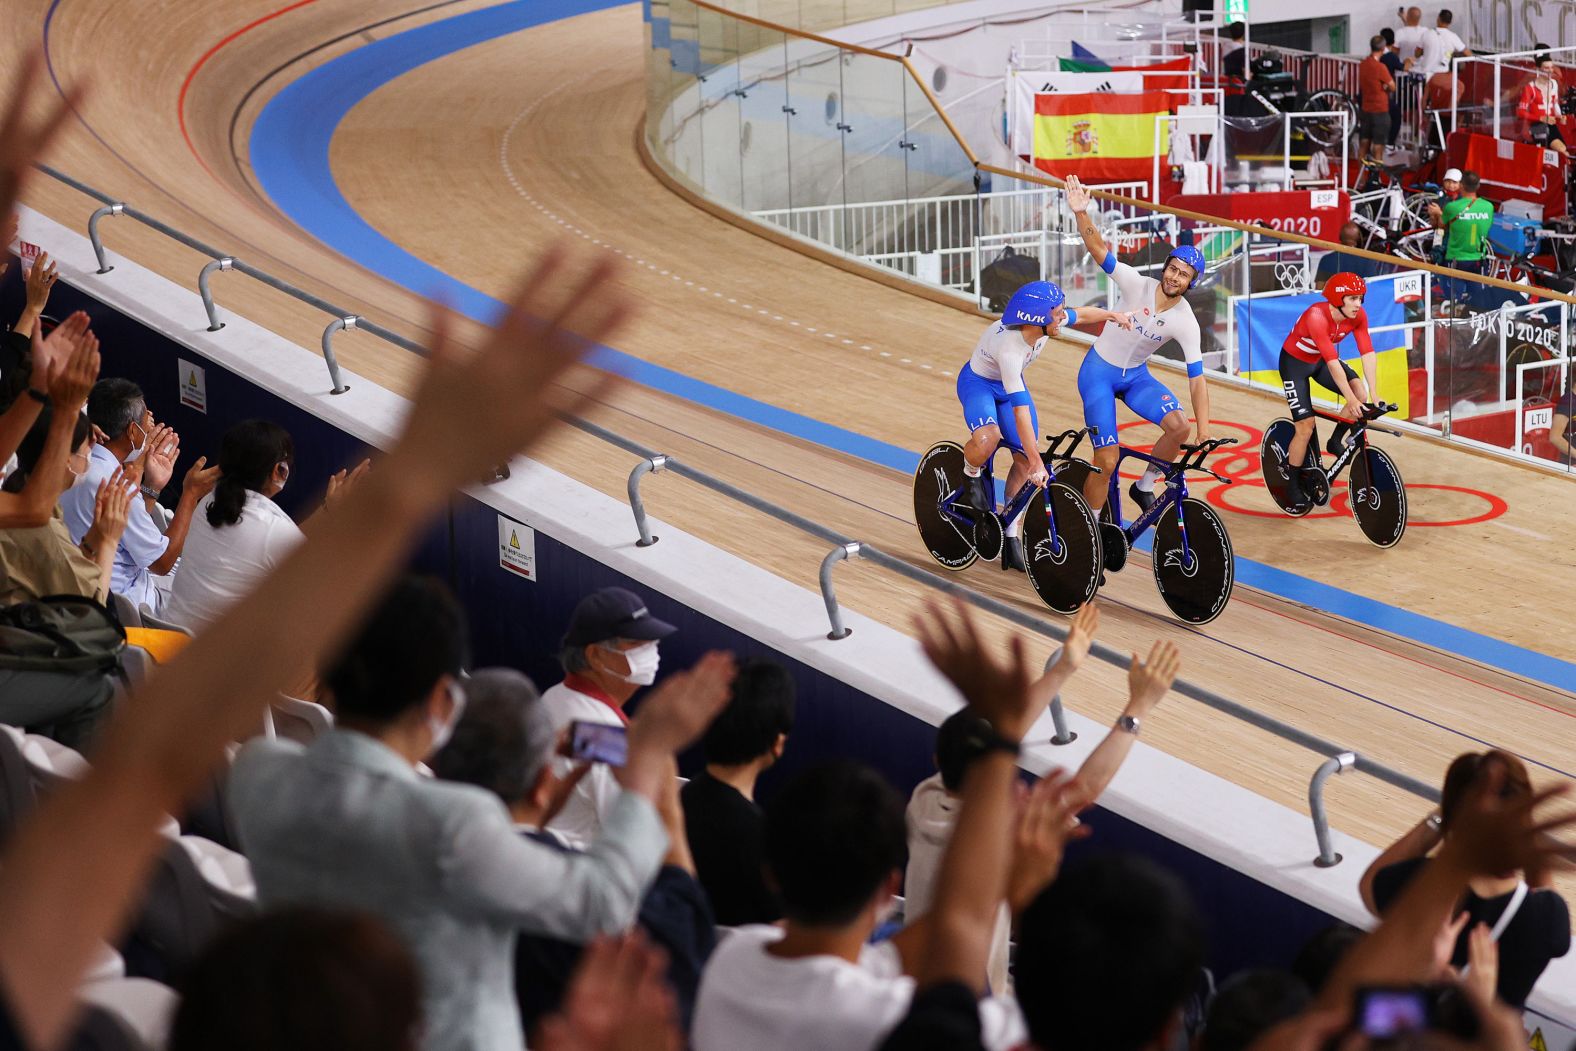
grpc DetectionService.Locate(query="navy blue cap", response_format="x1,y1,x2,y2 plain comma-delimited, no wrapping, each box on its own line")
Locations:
562,587,677,648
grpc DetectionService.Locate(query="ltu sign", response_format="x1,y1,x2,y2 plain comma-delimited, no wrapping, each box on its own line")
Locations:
1468,0,1576,51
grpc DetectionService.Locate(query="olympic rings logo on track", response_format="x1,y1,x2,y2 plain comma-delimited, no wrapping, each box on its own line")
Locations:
1106,420,1509,528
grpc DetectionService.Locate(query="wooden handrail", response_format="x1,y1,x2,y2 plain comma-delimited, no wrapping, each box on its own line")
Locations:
666,0,1576,304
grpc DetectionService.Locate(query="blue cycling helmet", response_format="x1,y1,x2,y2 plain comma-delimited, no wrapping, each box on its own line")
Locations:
1165,244,1206,287
1002,280,1065,328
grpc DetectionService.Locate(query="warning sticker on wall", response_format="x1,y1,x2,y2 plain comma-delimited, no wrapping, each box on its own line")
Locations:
498,515,537,580
178,359,207,413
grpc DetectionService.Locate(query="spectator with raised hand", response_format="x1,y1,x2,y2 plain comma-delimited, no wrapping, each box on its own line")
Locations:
681,656,796,926
0,312,95,526
877,597,1089,1051
1357,749,1570,1009
61,378,220,613
229,577,734,1051
0,195,636,1051
430,668,716,1035
0,404,136,606
12,250,56,341
542,586,679,844
536,934,684,1051
163,419,369,631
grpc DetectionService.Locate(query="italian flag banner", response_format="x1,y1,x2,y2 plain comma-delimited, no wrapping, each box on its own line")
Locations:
1032,91,1171,182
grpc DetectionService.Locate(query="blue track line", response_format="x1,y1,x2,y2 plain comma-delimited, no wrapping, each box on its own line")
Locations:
239,0,1576,697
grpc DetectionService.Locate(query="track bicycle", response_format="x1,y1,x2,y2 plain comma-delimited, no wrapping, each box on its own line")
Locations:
1056,438,1240,624
913,429,1103,614
1260,402,1408,547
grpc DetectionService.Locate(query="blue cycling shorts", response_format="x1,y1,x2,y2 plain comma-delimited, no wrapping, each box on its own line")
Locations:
956,363,1037,456
1076,351,1182,449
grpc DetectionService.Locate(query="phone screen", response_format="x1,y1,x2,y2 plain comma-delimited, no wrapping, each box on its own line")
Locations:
1356,987,1430,1038
569,720,628,767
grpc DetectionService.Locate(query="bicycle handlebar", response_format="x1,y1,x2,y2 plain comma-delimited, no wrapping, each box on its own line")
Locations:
1174,437,1239,484
1042,427,1103,473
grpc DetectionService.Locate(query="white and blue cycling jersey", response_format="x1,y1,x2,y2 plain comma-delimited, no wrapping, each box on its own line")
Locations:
956,310,1082,454
1079,252,1202,448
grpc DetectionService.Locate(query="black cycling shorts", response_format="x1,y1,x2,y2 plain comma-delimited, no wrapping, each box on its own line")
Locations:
1279,349,1357,421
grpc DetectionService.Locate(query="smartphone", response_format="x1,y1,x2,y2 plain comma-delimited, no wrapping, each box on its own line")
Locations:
1354,986,1432,1039
568,720,628,767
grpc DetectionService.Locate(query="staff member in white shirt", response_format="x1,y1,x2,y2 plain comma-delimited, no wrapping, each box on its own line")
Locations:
1417,8,1471,108
541,586,677,844
164,419,369,631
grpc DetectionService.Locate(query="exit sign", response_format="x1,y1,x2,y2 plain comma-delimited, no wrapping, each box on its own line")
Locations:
1225,0,1247,22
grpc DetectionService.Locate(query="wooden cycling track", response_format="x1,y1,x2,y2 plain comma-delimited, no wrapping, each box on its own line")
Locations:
7,0,1576,900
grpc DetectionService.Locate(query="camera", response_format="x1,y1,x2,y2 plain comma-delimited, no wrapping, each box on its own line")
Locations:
1353,985,1481,1043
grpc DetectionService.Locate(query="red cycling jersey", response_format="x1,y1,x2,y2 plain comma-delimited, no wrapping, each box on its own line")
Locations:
1282,302,1375,364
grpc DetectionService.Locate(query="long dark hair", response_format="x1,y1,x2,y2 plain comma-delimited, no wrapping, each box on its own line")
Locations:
208,419,294,529
1,406,92,494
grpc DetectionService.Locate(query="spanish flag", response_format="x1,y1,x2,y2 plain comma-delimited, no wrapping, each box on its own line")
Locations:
1032,91,1171,182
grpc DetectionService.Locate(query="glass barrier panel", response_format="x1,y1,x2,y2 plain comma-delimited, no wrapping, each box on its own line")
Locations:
836,52,911,275
664,0,706,187
646,0,676,153
903,65,984,301
739,32,792,217
698,10,744,208
784,40,849,247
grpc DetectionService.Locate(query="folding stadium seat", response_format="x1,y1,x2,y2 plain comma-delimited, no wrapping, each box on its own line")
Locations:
71,977,178,1051
109,594,141,630
123,834,256,981
269,694,333,745
0,724,38,841
136,607,191,637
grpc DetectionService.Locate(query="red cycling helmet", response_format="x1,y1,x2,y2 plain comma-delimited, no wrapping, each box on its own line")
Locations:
1323,272,1367,306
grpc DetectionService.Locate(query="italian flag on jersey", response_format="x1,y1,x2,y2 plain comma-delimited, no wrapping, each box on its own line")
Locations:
1032,91,1172,182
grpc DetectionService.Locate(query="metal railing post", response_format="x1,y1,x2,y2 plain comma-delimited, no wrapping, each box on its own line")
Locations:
1042,649,1077,745
319,317,355,395
626,455,669,547
819,542,860,640
1309,752,1356,867
198,257,233,331
87,202,123,274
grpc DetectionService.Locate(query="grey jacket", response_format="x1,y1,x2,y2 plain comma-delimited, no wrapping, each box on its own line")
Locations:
229,730,667,1051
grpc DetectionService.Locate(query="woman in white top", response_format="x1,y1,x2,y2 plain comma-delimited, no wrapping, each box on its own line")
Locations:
163,420,305,631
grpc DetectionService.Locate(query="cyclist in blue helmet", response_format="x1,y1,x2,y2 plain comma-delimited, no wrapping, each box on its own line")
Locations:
957,278,1135,571
1065,175,1213,518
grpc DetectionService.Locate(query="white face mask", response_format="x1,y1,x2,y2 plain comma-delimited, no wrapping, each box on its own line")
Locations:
604,641,660,686
427,679,467,756
122,419,148,465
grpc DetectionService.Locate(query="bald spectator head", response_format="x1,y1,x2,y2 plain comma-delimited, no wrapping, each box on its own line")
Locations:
1405,6,1422,25
1340,222,1361,248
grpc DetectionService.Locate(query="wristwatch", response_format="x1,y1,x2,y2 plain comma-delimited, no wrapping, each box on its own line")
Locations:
24,387,47,405
139,484,161,501
1424,812,1443,833
1116,714,1141,736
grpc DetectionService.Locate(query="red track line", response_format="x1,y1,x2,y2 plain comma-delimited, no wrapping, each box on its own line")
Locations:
177,0,321,180
1234,592,1576,720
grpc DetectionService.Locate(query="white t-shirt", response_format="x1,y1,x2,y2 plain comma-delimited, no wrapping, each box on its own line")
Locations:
691,925,1026,1051
968,319,1048,395
163,489,302,630
1393,25,1427,65
539,679,626,846
1094,261,1203,372
1417,26,1466,77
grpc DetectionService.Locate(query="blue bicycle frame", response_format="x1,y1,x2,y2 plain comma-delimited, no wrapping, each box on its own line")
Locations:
1096,438,1237,571
937,428,1095,558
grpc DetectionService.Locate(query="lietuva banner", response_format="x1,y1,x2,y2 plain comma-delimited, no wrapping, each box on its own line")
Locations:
1031,91,1171,182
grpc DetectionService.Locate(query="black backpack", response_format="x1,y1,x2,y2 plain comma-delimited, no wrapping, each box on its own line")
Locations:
0,596,126,674
979,246,1042,312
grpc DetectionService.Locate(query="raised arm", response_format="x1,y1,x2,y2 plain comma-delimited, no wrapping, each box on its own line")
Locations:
0,245,635,1051
1356,813,1442,916
1071,641,1179,804
0,316,98,528
1064,176,1111,265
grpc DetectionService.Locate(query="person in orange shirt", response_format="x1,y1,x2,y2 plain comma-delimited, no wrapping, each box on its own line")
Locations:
1517,50,1568,156
1358,35,1397,165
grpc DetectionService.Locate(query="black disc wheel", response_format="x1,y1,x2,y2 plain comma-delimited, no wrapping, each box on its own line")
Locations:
973,510,1004,562
913,442,979,571
1348,445,1407,548
1260,419,1310,516
1151,497,1235,624
1022,482,1103,614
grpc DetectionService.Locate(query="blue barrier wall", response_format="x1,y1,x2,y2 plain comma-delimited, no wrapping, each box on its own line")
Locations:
0,271,1343,981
